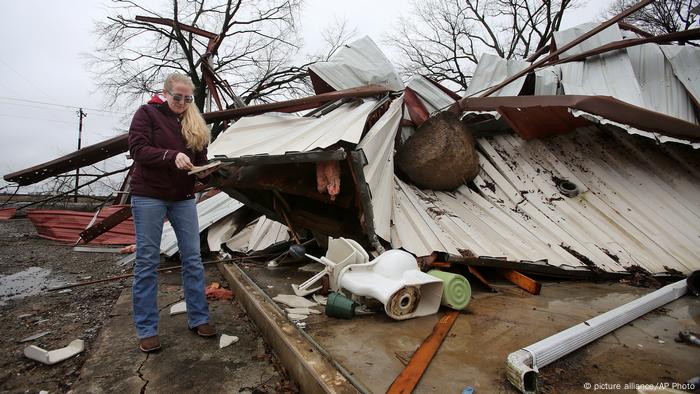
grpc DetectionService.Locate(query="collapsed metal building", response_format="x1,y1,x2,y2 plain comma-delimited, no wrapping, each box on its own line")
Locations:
4,21,700,279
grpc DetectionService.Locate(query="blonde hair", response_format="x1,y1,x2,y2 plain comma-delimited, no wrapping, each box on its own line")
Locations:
164,73,210,152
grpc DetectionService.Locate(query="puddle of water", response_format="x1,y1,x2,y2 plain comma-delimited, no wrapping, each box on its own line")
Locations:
0,267,65,306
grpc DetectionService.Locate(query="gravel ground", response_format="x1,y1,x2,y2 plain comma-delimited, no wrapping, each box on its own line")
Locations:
0,217,296,393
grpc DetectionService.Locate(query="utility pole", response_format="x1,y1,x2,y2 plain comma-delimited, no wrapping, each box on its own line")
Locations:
74,108,87,203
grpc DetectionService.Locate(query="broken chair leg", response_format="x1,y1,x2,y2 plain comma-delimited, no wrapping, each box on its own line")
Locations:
500,269,542,295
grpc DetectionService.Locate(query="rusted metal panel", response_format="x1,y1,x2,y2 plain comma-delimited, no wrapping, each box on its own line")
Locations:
26,207,135,245
0,208,16,220
459,95,700,142
403,87,430,127
3,133,129,186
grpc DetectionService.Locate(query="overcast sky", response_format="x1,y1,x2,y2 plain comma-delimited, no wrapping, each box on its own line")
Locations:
0,0,612,193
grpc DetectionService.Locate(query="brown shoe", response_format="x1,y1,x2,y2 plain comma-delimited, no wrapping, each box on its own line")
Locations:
192,323,216,337
139,335,161,353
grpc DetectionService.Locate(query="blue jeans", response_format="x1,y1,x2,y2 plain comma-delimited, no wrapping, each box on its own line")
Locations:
131,195,209,339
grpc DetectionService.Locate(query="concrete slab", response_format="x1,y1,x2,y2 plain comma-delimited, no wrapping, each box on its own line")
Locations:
73,269,287,393
240,263,700,393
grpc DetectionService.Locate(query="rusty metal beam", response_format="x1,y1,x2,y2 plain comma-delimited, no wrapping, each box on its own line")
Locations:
618,21,654,38
422,76,462,101
135,16,218,39
3,133,129,186
79,205,133,244
387,310,460,394
474,0,654,98
500,269,542,295
203,85,392,123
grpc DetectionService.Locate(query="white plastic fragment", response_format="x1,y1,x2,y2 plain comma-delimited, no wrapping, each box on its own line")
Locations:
169,301,187,316
312,294,327,306
24,339,85,365
285,308,321,315
287,313,309,321
272,294,317,308
19,331,51,343
219,334,239,349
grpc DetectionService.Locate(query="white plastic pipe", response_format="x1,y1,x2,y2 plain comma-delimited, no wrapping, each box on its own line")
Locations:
506,275,695,393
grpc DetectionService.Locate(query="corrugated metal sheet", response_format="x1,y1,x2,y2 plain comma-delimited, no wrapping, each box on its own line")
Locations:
464,54,529,97
627,43,698,124
405,76,456,113
161,192,242,256
388,128,700,275
659,45,700,104
225,216,289,253
308,36,404,92
357,97,404,240
208,99,379,159
26,206,134,245
460,23,699,147
386,69,700,274
554,22,622,58
0,208,16,220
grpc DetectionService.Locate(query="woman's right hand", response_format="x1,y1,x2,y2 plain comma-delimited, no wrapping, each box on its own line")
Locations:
175,152,193,170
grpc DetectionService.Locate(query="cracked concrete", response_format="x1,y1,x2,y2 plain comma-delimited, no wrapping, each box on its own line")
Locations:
136,353,149,394
71,267,291,393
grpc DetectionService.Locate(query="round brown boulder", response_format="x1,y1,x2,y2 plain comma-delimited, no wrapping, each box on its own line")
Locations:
396,111,479,190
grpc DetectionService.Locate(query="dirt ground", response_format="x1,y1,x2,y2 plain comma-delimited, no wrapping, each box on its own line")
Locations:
0,217,295,393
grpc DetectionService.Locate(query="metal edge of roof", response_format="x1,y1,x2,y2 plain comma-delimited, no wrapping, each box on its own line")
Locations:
208,99,378,158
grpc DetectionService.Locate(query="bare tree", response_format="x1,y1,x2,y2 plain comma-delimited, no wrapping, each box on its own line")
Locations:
606,0,698,37
386,0,576,93
89,0,309,111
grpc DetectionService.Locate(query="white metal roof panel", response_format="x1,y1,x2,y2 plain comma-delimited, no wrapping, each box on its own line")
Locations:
208,99,378,158
309,36,404,92
161,192,242,256
385,127,700,274
405,76,456,113
553,22,622,58
626,43,698,124
659,45,700,105
465,53,529,97
357,97,403,240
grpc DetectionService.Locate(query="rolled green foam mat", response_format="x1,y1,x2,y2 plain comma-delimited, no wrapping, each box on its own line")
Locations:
427,269,471,310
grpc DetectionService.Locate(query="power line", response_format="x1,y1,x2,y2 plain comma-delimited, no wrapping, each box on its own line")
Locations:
0,95,130,115
0,113,76,125
0,99,125,118
0,58,55,100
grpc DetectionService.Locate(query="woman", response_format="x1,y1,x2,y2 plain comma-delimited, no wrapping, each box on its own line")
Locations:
128,72,215,353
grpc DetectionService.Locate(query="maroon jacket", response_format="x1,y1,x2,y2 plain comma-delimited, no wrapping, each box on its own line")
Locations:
128,102,208,201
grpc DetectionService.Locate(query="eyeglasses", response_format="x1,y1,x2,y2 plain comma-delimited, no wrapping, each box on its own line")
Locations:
167,91,194,103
